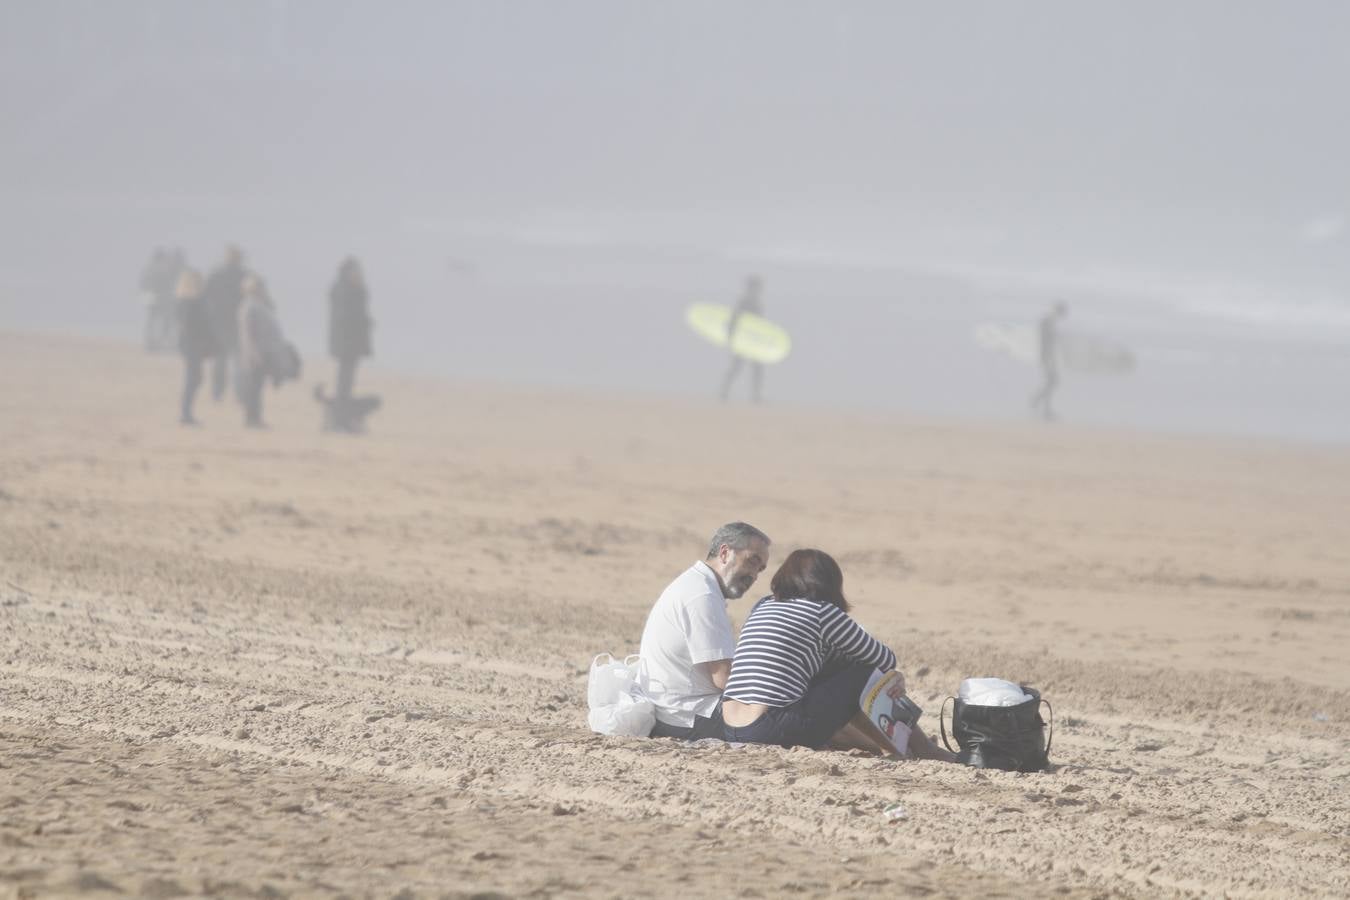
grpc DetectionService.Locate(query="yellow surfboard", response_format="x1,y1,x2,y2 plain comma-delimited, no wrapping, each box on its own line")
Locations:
685,303,792,364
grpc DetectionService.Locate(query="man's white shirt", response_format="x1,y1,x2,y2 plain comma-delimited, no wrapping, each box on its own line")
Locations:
638,561,735,728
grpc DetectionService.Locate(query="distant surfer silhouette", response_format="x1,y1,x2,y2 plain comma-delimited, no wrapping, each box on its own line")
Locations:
1030,302,1068,421
719,275,765,404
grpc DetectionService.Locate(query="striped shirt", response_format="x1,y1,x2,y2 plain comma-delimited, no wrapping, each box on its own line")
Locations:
723,596,897,707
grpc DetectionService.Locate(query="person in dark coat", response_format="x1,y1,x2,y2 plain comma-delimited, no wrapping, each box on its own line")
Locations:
175,268,219,425
328,257,373,406
202,245,248,402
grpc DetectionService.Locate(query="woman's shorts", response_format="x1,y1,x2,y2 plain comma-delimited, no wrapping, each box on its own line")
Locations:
722,663,876,749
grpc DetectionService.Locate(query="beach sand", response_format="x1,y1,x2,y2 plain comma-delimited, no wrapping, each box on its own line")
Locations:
2,331,1347,898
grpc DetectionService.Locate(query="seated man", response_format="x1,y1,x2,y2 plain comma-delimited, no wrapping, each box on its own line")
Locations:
639,522,771,740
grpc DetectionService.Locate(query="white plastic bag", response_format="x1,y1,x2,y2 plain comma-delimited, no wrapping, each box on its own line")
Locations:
588,692,656,737
958,677,1033,707
586,653,655,737
587,653,639,708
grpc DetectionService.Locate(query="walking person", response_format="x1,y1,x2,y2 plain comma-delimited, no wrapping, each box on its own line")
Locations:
327,256,373,428
175,268,218,426
237,275,288,429
1030,302,1068,422
202,245,248,402
140,247,183,352
719,275,765,403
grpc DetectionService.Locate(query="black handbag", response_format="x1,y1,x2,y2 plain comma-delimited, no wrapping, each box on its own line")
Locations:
940,685,1053,772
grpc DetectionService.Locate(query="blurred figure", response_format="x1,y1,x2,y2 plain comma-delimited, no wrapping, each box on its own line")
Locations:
719,275,765,403
165,248,187,285
1030,301,1068,422
328,256,373,407
237,275,299,429
139,247,168,295
175,268,219,426
202,245,248,402
139,247,183,352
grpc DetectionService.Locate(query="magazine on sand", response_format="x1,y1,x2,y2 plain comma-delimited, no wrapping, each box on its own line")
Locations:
860,669,921,755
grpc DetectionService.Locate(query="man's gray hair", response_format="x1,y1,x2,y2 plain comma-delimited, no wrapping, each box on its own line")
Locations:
706,522,770,558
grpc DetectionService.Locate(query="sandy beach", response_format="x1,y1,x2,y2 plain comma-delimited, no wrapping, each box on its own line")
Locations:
1,330,1348,898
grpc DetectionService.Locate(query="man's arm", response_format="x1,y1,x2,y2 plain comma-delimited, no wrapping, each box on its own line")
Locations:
684,589,736,691
696,658,731,690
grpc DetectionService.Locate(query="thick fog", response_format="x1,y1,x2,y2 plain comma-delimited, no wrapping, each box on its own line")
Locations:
3,1,1348,439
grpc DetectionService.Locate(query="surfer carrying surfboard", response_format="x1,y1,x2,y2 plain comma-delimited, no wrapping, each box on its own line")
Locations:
1030,301,1068,422
719,276,766,404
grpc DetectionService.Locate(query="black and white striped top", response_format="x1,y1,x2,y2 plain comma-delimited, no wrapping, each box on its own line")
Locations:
723,596,897,707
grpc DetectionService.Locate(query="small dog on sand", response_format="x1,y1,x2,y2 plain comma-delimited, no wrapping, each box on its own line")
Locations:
313,384,381,434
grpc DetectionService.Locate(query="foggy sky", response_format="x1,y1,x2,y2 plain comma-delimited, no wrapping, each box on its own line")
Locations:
2,1,1348,439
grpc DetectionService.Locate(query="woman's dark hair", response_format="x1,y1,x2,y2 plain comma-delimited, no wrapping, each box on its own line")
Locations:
769,548,849,612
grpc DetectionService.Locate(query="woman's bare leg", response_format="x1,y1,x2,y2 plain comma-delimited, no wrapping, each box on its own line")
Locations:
824,720,876,753
826,712,901,756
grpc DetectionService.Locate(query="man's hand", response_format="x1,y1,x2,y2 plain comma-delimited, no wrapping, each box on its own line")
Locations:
885,672,907,699
698,659,732,691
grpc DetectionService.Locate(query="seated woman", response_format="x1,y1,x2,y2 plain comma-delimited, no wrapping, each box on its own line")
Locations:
720,548,953,760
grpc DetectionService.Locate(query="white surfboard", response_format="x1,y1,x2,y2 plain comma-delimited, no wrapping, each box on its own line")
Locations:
973,322,1135,374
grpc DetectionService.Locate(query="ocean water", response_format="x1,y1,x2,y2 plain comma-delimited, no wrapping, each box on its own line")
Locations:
4,221,1347,444
340,232,1350,444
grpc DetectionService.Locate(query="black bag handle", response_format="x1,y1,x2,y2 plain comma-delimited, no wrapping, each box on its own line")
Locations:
1041,698,1054,760
939,696,956,752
